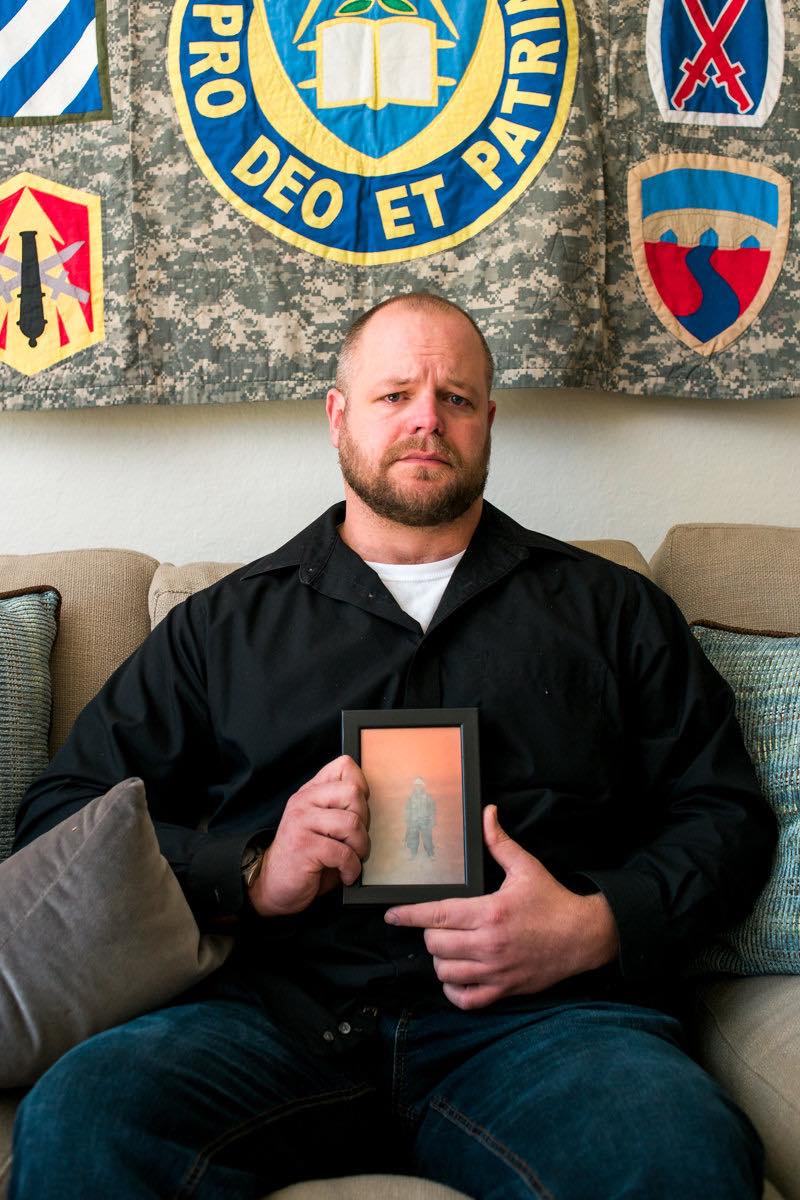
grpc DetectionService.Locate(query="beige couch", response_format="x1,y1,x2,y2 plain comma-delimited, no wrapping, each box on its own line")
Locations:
1,523,798,1200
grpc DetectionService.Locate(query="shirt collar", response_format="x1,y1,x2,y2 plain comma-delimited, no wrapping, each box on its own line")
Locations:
241,503,346,582
241,500,583,583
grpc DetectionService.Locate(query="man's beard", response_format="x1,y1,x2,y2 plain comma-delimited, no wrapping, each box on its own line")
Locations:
337,415,491,529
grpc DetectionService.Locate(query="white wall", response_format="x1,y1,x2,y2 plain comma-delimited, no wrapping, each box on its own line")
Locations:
3,388,799,563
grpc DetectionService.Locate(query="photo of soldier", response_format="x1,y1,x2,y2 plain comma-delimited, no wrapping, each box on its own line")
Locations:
359,725,465,886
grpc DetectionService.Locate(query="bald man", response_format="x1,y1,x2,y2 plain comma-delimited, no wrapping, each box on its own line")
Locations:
13,293,775,1200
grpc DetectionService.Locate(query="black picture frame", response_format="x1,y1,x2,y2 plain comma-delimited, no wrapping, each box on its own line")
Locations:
341,707,483,905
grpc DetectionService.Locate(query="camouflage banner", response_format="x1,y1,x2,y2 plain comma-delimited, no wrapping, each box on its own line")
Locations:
0,0,796,408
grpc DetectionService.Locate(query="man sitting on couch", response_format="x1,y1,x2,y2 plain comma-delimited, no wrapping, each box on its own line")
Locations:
12,293,776,1200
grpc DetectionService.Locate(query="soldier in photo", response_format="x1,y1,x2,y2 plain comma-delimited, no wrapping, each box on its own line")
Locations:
404,776,437,858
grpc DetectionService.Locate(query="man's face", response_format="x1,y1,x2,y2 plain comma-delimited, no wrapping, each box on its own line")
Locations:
327,304,496,529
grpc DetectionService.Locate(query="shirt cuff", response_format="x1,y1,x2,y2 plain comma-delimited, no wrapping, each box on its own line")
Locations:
570,868,666,979
185,830,267,918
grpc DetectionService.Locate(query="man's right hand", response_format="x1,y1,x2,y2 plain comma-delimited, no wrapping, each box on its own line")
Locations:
247,755,370,918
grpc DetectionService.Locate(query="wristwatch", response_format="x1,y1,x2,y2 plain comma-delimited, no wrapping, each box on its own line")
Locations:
241,844,265,890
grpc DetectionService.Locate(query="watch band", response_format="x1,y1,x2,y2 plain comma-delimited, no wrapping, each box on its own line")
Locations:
241,845,265,890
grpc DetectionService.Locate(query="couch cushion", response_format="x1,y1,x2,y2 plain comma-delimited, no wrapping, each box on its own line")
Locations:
692,976,800,1200
650,524,800,632
0,777,232,1089
149,561,242,626
0,589,60,861
0,551,158,754
689,625,800,975
570,539,653,578
267,1178,471,1200
267,1183,782,1200
148,541,651,629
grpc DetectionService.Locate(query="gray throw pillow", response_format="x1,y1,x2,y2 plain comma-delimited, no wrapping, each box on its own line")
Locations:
0,778,233,1088
0,587,60,862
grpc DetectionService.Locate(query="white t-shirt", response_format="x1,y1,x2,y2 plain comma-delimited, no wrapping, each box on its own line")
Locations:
365,550,465,632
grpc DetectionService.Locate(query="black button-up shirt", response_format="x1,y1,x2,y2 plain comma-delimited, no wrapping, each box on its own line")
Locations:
15,502,776,1047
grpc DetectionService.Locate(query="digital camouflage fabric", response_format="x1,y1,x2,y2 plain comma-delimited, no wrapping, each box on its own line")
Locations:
0,0,796,408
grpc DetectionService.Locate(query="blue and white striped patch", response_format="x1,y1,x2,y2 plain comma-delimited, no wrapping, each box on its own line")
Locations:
0,0,106,119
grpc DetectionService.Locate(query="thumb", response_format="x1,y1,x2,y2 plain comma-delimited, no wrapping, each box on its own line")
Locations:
482,805,531,875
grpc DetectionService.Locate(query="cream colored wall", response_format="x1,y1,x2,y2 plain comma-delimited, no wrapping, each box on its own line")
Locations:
3,388,799,563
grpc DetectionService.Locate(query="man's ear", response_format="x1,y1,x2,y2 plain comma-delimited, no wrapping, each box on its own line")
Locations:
326,388,346,448
488,398,497,428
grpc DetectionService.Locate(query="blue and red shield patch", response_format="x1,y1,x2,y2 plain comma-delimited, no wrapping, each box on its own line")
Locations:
628,154,790,355
646,0,784,126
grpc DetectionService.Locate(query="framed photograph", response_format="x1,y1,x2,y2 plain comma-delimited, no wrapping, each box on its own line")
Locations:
341,707,483,905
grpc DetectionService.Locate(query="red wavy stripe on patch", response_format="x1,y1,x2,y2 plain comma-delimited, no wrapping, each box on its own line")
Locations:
644,242,701,317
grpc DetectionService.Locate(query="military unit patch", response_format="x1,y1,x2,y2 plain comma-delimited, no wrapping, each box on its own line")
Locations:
0,0,111,125
646,0,784,127
0,0,797,391
0,172,104,376
628,154,790,355
168,0,579,264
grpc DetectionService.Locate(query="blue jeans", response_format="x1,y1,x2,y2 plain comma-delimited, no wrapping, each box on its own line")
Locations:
11,976,763,1200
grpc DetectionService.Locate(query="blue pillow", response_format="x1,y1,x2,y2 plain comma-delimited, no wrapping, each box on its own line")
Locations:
691,623,800,975
0,588,60,861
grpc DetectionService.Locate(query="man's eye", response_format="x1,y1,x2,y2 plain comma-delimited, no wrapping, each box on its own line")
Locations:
447,394,471,407
383,392,402,403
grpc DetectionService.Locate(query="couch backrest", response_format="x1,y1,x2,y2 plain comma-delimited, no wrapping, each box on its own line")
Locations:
571,540,651,578
651,524,800,633
149,540,653,626
0,550,158,754
149,561,244,626
17,524,797,760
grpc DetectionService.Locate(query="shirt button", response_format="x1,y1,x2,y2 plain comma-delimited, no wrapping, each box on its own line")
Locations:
407,953,415,961
322,1030,335,1043
338,1022,352,1035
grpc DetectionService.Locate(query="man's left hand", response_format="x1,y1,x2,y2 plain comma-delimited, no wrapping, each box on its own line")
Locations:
384,805,620,1010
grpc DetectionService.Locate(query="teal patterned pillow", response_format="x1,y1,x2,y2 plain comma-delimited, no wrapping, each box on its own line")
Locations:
0,588,60,861
692,623,800,974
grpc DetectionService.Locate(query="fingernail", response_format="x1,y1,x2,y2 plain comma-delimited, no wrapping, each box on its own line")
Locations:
385,910,399,924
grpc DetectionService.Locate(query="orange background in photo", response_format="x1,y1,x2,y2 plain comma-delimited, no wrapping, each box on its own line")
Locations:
360,725,465,886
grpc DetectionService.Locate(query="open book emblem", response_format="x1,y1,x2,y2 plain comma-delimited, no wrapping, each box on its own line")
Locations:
297,0,457,112
261,0,482,158
169,0,579,265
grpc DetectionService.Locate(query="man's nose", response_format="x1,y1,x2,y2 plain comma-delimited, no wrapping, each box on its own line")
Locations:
404,390,443,435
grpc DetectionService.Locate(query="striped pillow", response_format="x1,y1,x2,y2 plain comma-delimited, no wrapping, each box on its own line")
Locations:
0,588,60,861
692,623,800,975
